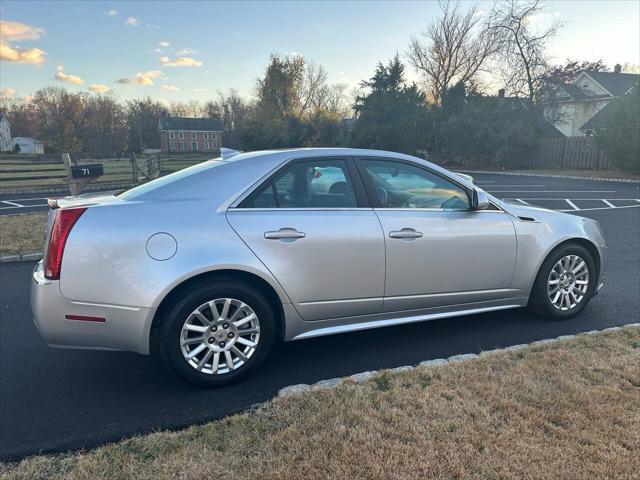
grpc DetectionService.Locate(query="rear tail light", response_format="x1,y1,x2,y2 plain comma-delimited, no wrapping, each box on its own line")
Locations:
44,207,87,280
314,170,322,178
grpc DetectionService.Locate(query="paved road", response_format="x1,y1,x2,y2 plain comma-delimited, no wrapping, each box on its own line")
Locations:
1,174,639,460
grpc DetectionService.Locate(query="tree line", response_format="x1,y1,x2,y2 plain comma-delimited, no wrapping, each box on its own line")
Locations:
1,0,637,172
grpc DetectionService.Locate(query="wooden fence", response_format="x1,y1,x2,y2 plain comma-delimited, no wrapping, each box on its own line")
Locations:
528,137,614,170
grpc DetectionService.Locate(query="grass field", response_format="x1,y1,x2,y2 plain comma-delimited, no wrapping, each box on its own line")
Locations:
0,153,215,193
0,213,48,256
2,327,638,480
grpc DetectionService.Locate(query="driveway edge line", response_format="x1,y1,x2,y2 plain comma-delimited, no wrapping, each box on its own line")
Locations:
277,323,640,397
0,252,43,263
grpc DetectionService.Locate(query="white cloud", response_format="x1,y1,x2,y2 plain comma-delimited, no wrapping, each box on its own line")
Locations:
125,17,139,27
160,55,203,68
0,42,46,64
117,70,161,85
0,20,47,65
0,20,45,40
160,84,179,91
158,41,170,48
0,87,16,98
89,84,110,93
54,64,84,84
106,9,118,16
176,47,197,55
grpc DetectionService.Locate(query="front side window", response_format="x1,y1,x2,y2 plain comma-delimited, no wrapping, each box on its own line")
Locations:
240,159,357,209
362,159,470,209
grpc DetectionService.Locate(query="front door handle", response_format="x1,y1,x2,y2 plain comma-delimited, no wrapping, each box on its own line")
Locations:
389,228,423,239
264,228,306,240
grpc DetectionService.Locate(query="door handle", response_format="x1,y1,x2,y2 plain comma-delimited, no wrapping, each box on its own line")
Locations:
389,228,423,239
264,228,306,240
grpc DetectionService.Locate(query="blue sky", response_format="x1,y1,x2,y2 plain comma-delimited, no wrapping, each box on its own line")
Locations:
1,1,638,102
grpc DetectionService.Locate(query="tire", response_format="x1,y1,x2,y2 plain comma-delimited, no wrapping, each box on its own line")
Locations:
158,278,276,387
528,243,597,320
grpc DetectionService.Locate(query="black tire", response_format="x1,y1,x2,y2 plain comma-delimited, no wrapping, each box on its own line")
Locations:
528,243,597,320
158,278,276,387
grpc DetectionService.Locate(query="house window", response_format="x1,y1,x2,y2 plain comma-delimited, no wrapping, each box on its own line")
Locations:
192,132,196,140
170,141,176,151
179,132,184,139
191,141,198,151
204,132,209,139
204,141,210,150
170,131,175,139
179,142,185,150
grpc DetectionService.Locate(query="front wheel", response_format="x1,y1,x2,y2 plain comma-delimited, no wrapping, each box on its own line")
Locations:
528,243,597,320
159,279,276,387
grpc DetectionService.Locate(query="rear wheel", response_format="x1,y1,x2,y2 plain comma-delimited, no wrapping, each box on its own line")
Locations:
159,279,276,387
528,243,597,320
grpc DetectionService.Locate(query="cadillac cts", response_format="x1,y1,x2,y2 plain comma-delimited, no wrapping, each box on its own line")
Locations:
31,148,606,386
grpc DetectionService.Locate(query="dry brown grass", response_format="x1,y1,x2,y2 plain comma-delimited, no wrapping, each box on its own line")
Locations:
2,328,639,480
0,213,47,256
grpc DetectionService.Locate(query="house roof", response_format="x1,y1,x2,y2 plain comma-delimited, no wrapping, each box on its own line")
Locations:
579,103,616,132
584,71,639,97
158,116,223,131
0,114,10,126
14,136,44,143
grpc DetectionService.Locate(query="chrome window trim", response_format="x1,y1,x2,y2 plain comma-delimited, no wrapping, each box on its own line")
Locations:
229,207,375,212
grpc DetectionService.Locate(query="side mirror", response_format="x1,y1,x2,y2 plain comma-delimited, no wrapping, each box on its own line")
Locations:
472,188,490,210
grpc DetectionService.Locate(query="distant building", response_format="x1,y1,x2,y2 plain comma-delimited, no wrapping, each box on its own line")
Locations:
13,137,45,154
542,64,639,137
158,117,224,153
0,115,12,152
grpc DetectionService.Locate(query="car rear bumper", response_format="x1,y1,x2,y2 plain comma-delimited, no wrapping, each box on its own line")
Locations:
30,261,155,354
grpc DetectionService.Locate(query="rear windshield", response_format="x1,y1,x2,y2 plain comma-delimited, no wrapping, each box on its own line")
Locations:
118,159,224,200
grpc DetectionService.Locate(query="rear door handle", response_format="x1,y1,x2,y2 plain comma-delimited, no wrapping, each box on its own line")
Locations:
389,228,423,239
264,228,306,240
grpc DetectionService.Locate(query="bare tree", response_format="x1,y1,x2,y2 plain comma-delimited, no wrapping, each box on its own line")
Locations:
488,0,565,103
299,61,329,114
407,0,499,104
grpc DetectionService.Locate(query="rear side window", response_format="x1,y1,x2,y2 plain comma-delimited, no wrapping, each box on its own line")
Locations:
240,159,357,208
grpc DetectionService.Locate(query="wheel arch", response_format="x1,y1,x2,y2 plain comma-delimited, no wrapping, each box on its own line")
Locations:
533,237,601,292
149,269,286,356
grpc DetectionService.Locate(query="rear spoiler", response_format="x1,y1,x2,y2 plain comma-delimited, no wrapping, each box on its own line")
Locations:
47,198,61,209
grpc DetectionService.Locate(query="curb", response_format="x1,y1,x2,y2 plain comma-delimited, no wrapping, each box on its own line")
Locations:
0,252,42,263
276,323,640,398
459,169,640,184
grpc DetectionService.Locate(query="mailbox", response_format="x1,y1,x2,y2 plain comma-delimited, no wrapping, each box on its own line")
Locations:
71,163,103,179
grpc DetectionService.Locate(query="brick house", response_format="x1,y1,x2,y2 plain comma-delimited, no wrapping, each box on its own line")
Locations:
158,117,224,153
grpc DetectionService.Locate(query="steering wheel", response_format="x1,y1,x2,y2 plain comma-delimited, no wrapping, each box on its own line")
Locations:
375,186,388,206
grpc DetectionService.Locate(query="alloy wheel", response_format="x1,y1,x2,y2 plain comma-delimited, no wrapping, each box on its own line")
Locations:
180,298,261,374
547,255,590,311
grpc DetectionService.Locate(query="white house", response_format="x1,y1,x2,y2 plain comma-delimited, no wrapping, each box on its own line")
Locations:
0,115,12,152
543,64,639,137
13,137,45,154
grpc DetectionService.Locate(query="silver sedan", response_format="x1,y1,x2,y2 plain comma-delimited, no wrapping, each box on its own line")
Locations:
31,148,606,386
